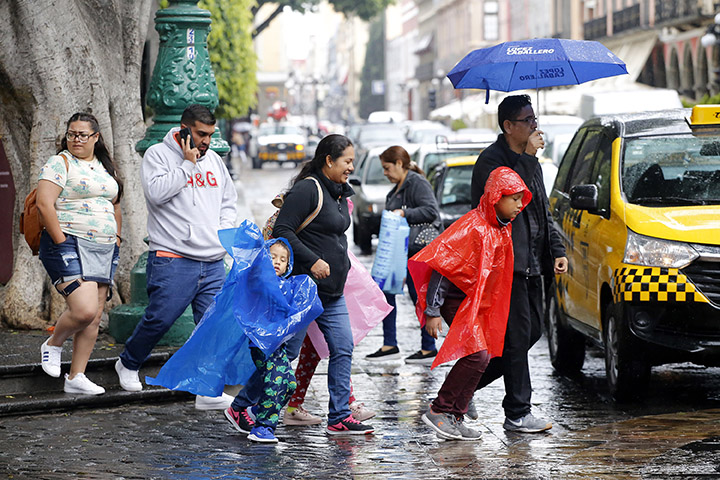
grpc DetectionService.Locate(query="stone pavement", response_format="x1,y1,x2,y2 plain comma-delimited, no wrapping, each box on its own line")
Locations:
2,284,720,479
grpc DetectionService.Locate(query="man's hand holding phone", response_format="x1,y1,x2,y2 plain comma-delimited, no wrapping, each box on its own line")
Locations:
179,127,200,163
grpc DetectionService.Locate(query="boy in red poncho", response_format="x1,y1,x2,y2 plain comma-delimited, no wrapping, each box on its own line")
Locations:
408,166,531,441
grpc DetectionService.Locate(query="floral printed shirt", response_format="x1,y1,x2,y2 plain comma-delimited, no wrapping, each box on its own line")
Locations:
38,150,118,244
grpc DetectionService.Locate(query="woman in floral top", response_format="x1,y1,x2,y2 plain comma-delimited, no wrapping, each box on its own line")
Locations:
36,112,123,395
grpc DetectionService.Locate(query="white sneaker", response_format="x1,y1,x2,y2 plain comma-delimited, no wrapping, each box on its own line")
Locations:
64,373,105,395
349,401,376,422
41,338,63,378
195,392,234,410
115,359,142,392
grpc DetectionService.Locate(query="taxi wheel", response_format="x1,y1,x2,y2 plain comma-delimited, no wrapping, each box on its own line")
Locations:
545,293,585,374
603,303,651,401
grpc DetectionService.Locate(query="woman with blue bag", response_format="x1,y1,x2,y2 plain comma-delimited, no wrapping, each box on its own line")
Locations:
366,146,441,364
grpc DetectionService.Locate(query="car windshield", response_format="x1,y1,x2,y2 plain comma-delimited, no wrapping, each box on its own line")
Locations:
409,129,450,144
357,126,406,145
622,134,720,206
440,165,474,206
365,155,389,185
258,124,304,136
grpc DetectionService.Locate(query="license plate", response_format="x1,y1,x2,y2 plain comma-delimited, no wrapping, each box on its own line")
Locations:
278,153,287,160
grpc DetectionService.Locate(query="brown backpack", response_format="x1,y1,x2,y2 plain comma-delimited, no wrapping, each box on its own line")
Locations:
19,152,69,255
262,176,323,240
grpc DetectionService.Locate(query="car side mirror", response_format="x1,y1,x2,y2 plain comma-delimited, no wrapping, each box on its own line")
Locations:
569,184,598,211
348,177,361,186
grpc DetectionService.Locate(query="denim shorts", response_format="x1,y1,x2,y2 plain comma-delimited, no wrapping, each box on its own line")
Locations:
38,230,119,286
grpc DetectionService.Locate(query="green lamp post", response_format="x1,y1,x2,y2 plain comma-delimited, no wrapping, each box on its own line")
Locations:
109,0,228,346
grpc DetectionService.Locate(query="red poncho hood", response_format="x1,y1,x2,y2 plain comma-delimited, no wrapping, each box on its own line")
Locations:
408,166,531,368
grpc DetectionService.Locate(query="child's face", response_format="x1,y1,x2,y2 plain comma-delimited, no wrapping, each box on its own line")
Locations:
269,243,290,276
494,192,524,220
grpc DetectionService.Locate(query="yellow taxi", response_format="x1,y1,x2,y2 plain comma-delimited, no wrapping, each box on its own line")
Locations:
427,155,478,228
546,105,720,400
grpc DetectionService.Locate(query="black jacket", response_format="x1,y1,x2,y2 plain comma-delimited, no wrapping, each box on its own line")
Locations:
470,134,565,275
274,172,354,299
385,170,440,225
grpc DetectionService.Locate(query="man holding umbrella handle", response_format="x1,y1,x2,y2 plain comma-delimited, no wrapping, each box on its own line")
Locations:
470,94,567,433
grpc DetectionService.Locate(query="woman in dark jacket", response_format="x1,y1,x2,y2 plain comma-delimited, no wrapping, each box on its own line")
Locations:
365,146,441,364
273,134,374,435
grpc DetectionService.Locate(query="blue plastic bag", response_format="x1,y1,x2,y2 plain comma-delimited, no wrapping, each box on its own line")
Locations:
371,210,410,294
146,220,324,396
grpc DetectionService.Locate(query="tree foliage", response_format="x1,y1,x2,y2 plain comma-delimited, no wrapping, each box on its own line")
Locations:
199,0,258,119
253,0,393,38
359,18,385,119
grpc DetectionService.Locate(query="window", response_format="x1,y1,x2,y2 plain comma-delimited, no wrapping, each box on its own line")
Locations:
590,132,614,217
554,129,587,193
567,129,602,188
484,1,499,41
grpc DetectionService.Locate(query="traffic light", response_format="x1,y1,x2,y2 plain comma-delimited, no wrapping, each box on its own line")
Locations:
428,89,437,110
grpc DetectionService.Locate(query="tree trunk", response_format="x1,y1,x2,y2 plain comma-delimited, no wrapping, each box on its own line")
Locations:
0,0,153,329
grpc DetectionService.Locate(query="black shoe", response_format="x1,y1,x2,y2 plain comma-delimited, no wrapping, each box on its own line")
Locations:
365,346,401,361
404,350,437,365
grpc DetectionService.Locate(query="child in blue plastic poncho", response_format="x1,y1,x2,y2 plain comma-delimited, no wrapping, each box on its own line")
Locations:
224,238,299,443
146,222,323,443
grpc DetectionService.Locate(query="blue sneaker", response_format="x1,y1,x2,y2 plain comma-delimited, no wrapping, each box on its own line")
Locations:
248,426,278,443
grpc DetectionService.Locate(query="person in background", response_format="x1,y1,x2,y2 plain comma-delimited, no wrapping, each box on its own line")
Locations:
38,112,123,395
365,146,441,365
470,94,568,433
115,104,238,411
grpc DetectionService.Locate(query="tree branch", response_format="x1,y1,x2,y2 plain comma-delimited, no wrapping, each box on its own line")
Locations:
252,4,283,39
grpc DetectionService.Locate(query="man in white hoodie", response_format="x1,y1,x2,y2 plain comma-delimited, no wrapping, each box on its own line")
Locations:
115,105,238,410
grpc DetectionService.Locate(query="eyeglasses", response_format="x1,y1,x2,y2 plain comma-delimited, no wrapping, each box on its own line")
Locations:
66,131,97,143
510,115,538,124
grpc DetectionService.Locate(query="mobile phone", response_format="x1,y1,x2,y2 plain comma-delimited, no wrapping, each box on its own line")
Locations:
179,127,196,149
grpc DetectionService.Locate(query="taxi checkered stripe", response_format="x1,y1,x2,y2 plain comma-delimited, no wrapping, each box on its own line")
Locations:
612,266,709,304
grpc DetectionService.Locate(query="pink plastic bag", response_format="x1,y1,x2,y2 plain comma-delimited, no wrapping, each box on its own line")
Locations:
307,249,393,358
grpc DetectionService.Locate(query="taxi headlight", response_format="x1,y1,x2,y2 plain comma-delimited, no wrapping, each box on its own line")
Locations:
623,230,698,269
296,144,304,151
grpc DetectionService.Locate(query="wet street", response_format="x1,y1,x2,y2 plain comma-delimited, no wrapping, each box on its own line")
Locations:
3,162,720,479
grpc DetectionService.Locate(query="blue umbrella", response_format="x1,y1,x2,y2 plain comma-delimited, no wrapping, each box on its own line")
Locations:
447,38,628,103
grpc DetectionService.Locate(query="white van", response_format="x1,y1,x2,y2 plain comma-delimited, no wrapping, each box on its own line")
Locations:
578,89,682,120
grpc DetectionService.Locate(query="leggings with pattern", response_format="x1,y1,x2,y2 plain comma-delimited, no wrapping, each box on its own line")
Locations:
251,345,297,428
287,335,356,408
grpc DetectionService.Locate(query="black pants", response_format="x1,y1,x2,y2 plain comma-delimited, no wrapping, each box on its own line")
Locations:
474,275,543,420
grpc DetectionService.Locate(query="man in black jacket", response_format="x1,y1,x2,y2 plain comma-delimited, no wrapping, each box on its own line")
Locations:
470,94,567,433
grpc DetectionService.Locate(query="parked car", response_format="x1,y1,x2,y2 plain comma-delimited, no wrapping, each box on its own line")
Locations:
546,105,720,400
251,123,308,169
405,121,451,145
411,140,491,179
348,146,396,253
354,123,407,158
427,155,480,229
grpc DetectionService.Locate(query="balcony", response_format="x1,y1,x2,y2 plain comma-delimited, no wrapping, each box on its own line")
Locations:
584,16,607,40
655,0,701,25
613,4,641,35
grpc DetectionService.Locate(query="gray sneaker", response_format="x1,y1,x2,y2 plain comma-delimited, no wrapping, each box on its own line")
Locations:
422,408,462,440
465,398,479,420
453,417,482,441
503,413,552,433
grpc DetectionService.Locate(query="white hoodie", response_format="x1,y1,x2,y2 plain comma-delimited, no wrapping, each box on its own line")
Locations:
141,127,237,261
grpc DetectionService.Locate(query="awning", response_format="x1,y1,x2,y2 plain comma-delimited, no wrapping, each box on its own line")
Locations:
596,29,658,86
414,34,434,55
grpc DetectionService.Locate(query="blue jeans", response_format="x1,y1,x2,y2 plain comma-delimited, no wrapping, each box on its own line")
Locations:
119,252,225,370
233,295,354,425
381,266,436,352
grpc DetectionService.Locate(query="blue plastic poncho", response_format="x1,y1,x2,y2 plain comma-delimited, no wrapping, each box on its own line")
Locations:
146,220,324,396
